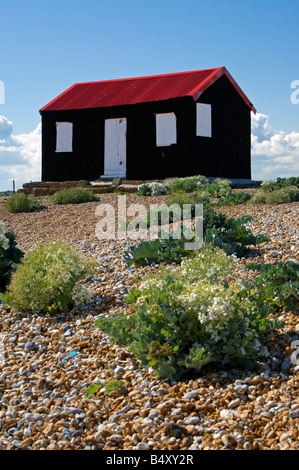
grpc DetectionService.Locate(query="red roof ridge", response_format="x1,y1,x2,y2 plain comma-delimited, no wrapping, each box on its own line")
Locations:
70,67,221,87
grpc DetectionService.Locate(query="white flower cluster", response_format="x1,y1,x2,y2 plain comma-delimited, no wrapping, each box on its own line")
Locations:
180,248,237,282
72,284,93,307
0,222,9,251
177,282,253,342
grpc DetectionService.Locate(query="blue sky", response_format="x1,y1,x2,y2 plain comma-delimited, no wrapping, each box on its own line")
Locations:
0,0,299,190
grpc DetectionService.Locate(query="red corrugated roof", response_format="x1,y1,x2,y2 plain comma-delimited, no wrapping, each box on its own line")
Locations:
40,67,256,113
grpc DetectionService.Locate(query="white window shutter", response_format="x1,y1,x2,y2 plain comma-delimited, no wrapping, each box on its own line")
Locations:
196,103,212,138
56,122,73,152
156,113,177,147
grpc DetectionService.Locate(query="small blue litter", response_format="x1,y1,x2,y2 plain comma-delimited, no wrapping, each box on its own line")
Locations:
69,351,77,357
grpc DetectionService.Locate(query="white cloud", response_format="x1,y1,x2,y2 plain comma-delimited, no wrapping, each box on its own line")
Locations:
251,113,299,180
0,116,13,140
0,118,41,192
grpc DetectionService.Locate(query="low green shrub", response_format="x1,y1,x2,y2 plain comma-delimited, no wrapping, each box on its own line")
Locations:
137,184,152,196
2,241,96,314
169,175,232,198
261,177,299,192
215,191,252,206
137,182,167,196
97,245,282,380
265,189,291,204
251,191,267,204
279,186,299,201
0,222,24,292
5,193,46,213
169,175,209,193
247,261,299,310
168,191,211,206
251,186,299,205
206,178,232,198
52,188,98,204
260,180,279,193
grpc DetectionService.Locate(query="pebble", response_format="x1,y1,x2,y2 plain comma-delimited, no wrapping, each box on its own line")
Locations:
228,398,241,409
183,392,198,399
135,442,152,450
221,434,237,447
185,417,200,425
220,409,234,420
24,342,37,352
0,196,298,451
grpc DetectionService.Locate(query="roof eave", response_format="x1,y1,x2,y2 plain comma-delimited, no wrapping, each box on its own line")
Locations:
39,83,79,113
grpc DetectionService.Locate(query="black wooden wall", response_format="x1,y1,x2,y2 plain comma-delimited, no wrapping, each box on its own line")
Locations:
41,97,195,182
195,75,251,179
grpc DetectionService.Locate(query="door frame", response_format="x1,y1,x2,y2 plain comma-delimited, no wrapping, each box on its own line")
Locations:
102,117,127,178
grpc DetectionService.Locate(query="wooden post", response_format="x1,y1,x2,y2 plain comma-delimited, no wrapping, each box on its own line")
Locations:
13,180,15,194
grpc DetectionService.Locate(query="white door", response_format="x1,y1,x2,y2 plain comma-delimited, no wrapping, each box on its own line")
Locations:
103,118,127,178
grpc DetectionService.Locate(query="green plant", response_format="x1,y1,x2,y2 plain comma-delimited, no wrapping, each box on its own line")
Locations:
251,186,299,205
247,261,299,310
97,245,282,380
206,178,232,198
5,193,46,213
266,189,291,204
261,177,299,192
282,186,299,201
84,380,126,398
169,176,232,198
84,381,103,398
52,188,99,204
260,180,279,192
137,182,167,196
169,175,209,193
215,191,252,206
123,202,268,266
0,222,24,292
168,191,211,206
137,184,152,196
104,380,126,395
124,236,189,267
2,240,96,314
251,191,267,204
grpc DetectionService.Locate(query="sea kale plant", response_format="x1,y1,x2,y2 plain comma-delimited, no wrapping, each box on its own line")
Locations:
123,202,268,266
215,191,252,206
0,222,24,292
138,182,168,196
96,245,282,380
247,261,299,310
2,240,96,313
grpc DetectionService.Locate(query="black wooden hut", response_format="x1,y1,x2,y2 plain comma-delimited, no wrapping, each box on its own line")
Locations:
39,67,256,182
